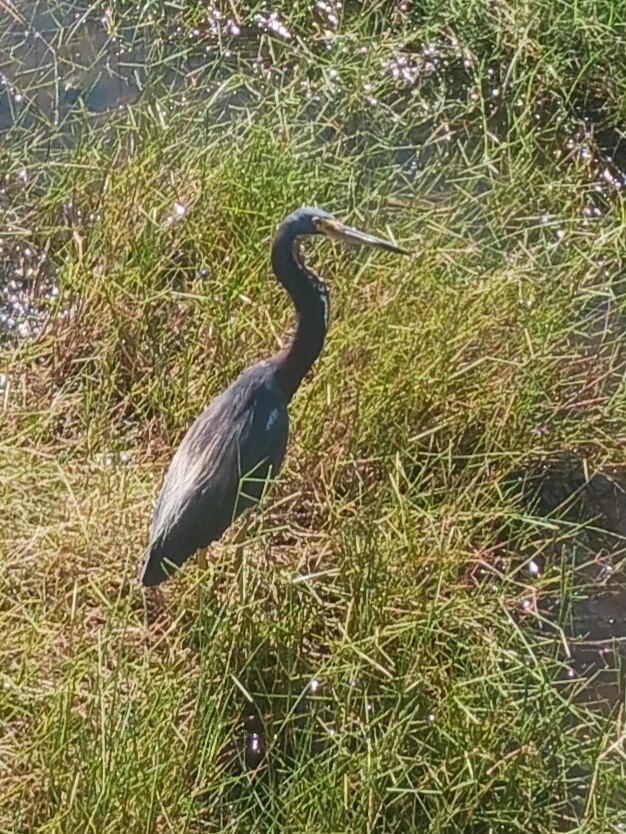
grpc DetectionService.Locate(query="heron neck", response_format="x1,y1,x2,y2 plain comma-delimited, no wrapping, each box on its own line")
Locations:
271,232,329,401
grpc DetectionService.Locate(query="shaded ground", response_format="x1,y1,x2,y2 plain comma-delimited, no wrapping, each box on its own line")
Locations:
505,457,626,705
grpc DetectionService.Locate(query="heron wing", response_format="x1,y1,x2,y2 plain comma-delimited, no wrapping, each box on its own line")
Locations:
141,361,288,585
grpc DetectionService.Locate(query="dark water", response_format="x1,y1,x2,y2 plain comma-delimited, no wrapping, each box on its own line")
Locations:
1,1,146,126
506,457,626,708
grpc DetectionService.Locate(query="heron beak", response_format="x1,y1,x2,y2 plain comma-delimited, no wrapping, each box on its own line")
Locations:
318,218,410,255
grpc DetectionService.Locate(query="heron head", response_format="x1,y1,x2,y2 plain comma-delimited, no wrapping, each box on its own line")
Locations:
283,207,409,256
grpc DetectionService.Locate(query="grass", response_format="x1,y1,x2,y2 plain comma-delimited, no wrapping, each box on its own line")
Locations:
2,1,626,831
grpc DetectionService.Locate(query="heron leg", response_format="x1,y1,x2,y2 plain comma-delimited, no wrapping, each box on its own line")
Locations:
233,517,250,547
197,547,209,610
233,518,250,600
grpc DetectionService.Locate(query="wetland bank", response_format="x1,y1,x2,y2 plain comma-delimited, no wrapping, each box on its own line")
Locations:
2,1,626,831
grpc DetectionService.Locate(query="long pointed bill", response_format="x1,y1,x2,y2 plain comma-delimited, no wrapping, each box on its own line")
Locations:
317,218,410,255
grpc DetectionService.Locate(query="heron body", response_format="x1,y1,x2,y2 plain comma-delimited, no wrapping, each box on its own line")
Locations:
140,207,408,586
143,361,289,586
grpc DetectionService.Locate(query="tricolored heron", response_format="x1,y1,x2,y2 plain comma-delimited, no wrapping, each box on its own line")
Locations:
140,207,408,587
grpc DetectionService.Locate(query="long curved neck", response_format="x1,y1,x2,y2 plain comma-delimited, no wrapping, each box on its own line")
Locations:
271,226,329,401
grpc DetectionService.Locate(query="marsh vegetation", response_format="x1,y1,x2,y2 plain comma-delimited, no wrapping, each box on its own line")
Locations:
2,1,626,831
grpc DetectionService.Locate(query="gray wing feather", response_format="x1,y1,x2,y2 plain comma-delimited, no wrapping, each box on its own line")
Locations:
140,361,288,585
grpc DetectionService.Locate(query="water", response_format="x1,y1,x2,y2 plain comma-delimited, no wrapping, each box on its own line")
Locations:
508,457,626,707
0,239,58,338
0,2,143,128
